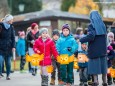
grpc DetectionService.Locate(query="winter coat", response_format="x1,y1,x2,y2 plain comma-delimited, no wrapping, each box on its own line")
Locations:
26,31,39,48
56,33,78,56
16,38,26,56
80,24,107,59
33,37,58,66
0,23,15,56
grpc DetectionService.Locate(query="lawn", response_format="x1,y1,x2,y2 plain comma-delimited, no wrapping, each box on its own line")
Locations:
11,60,29,71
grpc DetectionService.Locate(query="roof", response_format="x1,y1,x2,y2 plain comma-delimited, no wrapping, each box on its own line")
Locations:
13,10,115,23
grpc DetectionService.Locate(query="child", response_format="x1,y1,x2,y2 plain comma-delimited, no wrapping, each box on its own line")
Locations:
107,45,115,85
78,43,88,86
16,31,26,73
56,24,78,85
33,28,59,86
50,29,60,85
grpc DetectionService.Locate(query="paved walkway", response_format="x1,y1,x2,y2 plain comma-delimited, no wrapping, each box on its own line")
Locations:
0,70,115,86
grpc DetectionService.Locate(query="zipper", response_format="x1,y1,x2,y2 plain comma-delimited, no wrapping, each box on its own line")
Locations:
43,41,45,66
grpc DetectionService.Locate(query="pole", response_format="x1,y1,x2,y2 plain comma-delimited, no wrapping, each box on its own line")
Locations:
13,51,16,71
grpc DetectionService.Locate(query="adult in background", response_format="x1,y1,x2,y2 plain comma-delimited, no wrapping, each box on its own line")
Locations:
80,10,107,86
27,23,39,76
0,14,15,80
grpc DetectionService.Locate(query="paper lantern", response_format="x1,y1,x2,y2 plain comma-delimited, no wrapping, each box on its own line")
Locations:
47,65,54,73
57,54,69,64
78,53,88,63
74,61,79,69
31,54,44,60
69,55,75,62
30,54,44,66
25,54,31,62
110,67,115,78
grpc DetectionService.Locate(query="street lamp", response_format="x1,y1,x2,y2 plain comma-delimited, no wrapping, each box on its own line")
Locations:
19,4,25,13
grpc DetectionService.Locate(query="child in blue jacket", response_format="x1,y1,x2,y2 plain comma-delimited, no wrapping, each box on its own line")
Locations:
56,24,78,85
78,42,88,86
16,31,26,72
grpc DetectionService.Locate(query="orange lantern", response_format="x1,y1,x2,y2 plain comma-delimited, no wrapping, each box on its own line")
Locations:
110,67,115,78
78,53,88,63
69,55,75,62
25,54,31,62
74,61,79,69
30,54,44,66
47,65,54,73
57,54,69,64
31,57,38,66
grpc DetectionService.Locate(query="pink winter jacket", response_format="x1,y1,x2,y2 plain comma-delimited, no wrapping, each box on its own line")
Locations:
33,37,58,66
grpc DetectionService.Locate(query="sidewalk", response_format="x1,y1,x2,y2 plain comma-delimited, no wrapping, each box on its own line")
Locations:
0,69,115,86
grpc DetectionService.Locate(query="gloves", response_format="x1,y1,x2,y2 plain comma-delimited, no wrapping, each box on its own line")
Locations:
74,50,78,58
67,47,72,51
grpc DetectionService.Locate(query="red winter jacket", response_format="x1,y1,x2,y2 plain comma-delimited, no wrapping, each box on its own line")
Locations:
33,37,58,66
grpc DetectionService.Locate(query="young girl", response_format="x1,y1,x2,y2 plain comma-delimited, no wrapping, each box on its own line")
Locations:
56,24,78,85
33,28,59,86
16,31,26,73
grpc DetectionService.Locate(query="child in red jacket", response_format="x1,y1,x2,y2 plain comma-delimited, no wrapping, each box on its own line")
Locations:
33,28,59,86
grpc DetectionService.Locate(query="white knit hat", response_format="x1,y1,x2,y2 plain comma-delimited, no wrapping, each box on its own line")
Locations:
4,14,13,22
39,28,48,35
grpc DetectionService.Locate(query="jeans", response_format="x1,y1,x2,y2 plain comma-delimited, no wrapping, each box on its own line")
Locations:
0,55,11,77
79,67,88,82
20,55,26,70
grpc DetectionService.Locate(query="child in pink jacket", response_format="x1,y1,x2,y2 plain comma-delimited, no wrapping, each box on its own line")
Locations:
33,28,58,86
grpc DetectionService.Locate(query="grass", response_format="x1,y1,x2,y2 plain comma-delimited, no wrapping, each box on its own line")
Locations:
11,60,28,71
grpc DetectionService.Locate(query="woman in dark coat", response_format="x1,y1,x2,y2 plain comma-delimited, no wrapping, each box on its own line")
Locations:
27,23,39,76
0,14,15,80
80,11,107,86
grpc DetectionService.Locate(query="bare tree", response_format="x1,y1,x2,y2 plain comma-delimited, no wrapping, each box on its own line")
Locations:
0,0,9,19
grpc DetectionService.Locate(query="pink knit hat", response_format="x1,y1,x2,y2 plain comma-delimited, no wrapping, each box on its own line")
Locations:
18,31,25,36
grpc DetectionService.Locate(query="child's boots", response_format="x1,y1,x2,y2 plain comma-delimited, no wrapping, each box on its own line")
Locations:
41,75,48,86
50,78,55,85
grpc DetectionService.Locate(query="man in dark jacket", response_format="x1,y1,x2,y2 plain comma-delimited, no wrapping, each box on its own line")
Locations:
0,14,15,80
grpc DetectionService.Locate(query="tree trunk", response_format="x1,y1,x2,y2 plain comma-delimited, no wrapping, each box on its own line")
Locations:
0,0,9,19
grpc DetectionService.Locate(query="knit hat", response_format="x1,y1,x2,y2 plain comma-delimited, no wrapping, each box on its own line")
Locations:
62,24,70,31
107,32,114,39
18,31,25,36
39,28,48,35
52,29,60,36
4,14,13,22
31,23,38,29
107,45,113,51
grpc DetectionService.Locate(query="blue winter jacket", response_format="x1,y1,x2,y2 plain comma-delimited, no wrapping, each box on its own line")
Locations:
16,38,26,56
56,34,78,56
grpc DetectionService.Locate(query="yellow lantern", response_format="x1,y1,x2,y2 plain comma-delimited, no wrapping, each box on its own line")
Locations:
30,54,44,66
25,54,31,62
31,57,38,66
110,67,115,78
78,53,88,63
69,55,75,62
57,54,69,64
47,65,54,73
74,61,79,69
